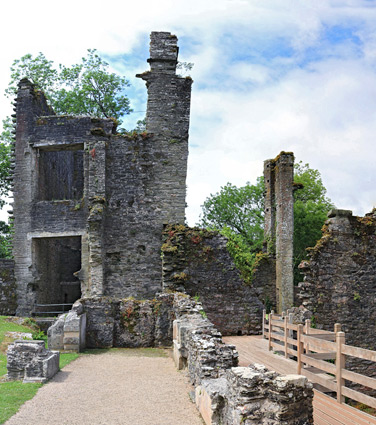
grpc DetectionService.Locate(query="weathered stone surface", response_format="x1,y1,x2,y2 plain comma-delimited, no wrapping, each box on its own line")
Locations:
264,152,295,313
78,294,175,348
0,259,16,315
162,225,264,335
298,208,376,381
7,340,59,383
48,304,86,351
173,294,239,385
195,366,313,425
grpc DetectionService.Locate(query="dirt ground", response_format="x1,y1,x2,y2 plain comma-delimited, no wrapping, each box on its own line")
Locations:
5,349,204,425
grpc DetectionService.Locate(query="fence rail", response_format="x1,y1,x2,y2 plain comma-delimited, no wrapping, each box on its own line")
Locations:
32,303,73,317
262,309,376,410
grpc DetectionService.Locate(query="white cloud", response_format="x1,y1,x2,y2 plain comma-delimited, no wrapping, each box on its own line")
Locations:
0,0,375,225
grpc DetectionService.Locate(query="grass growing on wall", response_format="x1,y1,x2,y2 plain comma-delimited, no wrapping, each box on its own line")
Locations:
0,315,78,424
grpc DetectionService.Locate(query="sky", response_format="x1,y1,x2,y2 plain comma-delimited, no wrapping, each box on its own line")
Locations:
0,0,375,225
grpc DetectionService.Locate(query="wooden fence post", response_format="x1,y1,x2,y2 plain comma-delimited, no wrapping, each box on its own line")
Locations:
297,324,304,375
336,331,345,404
334,323,341,333
268,312,273,351
284,315,288,358
262,309,266,338
305,319,311,354
288,313,293,357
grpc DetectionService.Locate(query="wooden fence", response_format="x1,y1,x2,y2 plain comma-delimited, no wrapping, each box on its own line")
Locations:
263,310,376,410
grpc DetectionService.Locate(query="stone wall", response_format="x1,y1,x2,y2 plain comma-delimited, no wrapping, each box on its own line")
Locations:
61,294,176,349
298,208,376,378
196,367,313,425
162,225,264,335
172,294,313,425
0,259,16,315
12,32,192,315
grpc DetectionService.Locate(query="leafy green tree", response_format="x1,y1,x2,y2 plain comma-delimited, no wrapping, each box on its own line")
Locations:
200,177,265,253
199,163,333,285
5,50,132,126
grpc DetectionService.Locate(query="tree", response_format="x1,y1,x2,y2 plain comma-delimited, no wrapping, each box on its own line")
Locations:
199,163,334,285
5,50,132,126
200,177,264,253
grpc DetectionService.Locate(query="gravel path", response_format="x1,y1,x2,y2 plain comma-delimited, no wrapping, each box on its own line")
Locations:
5,350,204,425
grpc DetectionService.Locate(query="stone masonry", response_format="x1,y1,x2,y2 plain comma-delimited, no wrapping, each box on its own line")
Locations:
172,294,313,425
298,208,376,379
162,224,264,335
6,340,59,383
264,152,294,313
11,32,192,315
0,259,16,315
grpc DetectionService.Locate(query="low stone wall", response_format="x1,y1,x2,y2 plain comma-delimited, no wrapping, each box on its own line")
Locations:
7,340,60,383
196,367,313,425
48,294,175,350
0,259,16,315
173,294,238,385
172,294,313,425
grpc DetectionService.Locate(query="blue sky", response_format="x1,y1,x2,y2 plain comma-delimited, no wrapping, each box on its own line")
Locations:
0,0,375,224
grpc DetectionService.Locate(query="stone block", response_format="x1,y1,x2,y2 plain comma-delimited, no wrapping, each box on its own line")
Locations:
7,340,60,383
195,378,227,425
47,315,65,350
173,340,185,370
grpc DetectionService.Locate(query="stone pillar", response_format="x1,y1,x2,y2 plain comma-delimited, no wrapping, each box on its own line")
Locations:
86,140,106,296
13,79,54,316
263,159,275,249
263,152,294,313
136,31,192,224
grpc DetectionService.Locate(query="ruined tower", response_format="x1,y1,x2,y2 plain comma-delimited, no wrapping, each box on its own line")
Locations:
264,152,294,313
12,32,192,316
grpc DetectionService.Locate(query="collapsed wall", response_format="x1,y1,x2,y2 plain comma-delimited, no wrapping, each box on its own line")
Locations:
162,225,264,335
298,208,376,376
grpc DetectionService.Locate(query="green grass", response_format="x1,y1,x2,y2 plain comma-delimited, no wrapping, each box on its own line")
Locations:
0,315,79,424
0,381,42,424
59,352,79,368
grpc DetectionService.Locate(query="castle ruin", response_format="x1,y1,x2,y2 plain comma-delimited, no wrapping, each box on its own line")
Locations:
11,32,191,316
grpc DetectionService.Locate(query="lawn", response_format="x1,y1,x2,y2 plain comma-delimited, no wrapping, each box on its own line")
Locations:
0,316,78,424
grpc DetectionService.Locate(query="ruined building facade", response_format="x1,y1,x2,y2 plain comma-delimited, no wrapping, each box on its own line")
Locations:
11,32,192,316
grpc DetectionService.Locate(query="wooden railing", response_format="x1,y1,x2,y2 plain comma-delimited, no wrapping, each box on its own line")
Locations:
32,303,73,317
263,310,376,410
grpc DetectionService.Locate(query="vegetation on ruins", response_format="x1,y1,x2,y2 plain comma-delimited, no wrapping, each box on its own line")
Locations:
5,50,132,124
199,162,334,284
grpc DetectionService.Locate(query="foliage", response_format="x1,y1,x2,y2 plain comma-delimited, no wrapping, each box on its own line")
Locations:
200,177,264,252
5,50,132,126
199,162,333,285
293,162,334,283
0,221,11,259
